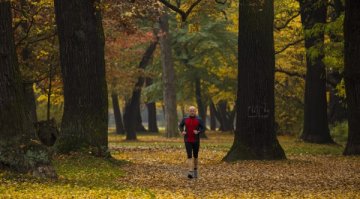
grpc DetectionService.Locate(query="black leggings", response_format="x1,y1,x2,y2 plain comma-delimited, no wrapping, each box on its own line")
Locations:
185,142,200,159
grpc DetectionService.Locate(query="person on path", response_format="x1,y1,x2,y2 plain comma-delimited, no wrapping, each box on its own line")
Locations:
179,106,205,179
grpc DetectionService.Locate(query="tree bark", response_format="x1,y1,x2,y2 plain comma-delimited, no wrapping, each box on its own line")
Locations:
123,100,137,140
223,0,286,161
343,0,360,155
328,71,347,124
195,77,207,138
147,102,159,133
54,0,109,156
23,83,38,138
328,0,346,124
159,13,178,137
111,93,125,134
299,0,334,143
209,101,217,130
0,1,56,178
146,78,159,133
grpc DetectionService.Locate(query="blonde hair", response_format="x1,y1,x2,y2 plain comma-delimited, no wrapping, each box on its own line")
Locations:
188,106,197,111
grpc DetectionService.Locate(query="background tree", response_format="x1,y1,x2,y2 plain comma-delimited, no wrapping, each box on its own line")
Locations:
223,0,286,161
159,12,179,137
124,37,158,140
299,0,334,143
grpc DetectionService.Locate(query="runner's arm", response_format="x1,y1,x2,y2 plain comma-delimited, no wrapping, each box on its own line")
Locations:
197,118,205,134
179,118,186,132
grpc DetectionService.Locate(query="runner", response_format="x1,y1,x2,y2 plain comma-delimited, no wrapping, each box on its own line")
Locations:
179,106,205,179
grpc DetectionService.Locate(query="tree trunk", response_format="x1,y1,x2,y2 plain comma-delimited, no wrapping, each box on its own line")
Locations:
0,1,56,178
195,77,207,138
147,102,159,133
18,2,38,138
159,13,178,137
111,93,125,134
215,100,234,132
209,101,217,130
223,0,286,161
328,0,346,124
123,40,158,138
123,100,137,140
23,83,38,138
343,0,360,155
328,71,347,124
146,78,159,133
54,0,109,156
299,0,334,143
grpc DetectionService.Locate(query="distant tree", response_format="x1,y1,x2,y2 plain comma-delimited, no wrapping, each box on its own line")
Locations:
111,93,125,134
299,0,334,143
124,39,158,140
159,12,179,137
145,78,159,133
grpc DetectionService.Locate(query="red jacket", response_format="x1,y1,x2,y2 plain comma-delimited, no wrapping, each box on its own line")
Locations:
179,116,205,142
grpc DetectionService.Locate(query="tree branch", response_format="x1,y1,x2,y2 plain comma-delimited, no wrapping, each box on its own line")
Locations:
274,11,300,31
275,66,305,79
275,38,304,55
159,0,203,22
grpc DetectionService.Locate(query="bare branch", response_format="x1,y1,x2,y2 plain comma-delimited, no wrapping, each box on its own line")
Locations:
215,0,227,4
159,0,203,22
274,11,300,31
275,38,304,55
275,66,305,79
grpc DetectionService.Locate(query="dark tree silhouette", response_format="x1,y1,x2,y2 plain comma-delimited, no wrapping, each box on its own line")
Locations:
343,0,360,155
54,0,109,155
299,0,334,143
123,40,158,140
0,1,56,178
223,0,286,161
111,93,125,134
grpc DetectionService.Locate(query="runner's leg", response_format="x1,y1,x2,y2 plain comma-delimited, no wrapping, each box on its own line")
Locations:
193,142,199,178
185,142,194,178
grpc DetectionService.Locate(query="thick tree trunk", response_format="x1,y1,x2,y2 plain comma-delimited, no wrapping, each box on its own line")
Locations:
209,101,217,130
0,2,56,178
111,93,125,134
54,0,109,156
343,0,360,155
195,77,207,138
159,13,178,137
299,0,334,143
223,0,286,161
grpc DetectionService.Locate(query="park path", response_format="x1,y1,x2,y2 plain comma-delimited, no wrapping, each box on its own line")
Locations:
111,145,360,198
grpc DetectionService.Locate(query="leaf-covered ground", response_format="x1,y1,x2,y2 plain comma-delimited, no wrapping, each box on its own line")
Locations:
1,132,359,198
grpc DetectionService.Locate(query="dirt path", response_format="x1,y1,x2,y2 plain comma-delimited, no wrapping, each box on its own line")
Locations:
112,146,360,198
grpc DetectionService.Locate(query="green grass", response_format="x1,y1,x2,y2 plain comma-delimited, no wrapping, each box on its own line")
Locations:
0,154,153,198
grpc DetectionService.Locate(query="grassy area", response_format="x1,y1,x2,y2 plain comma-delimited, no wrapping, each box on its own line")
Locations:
0,131,359,198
